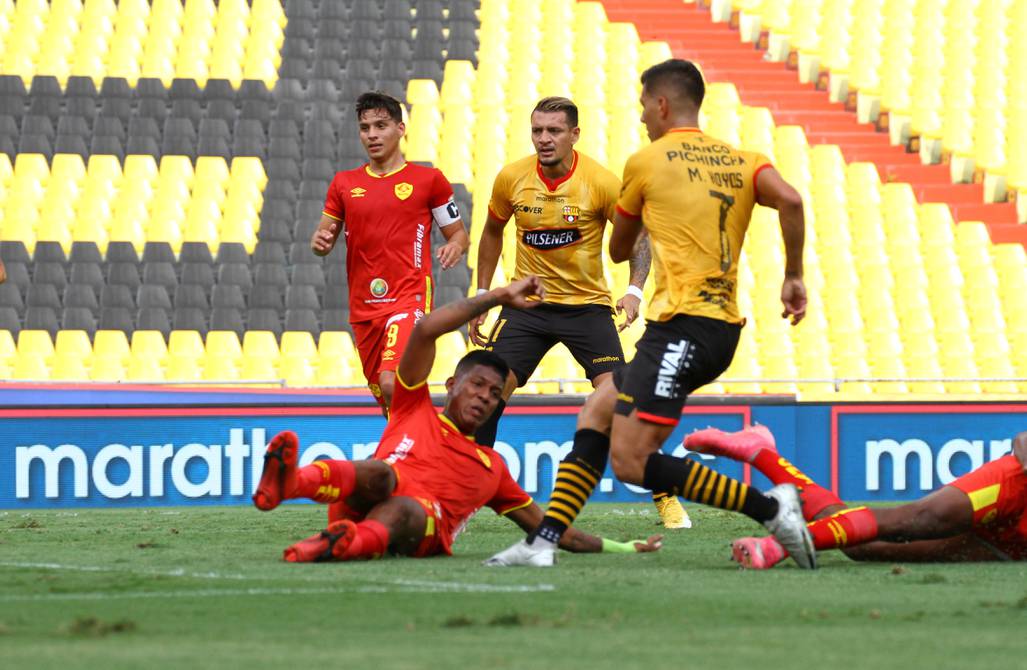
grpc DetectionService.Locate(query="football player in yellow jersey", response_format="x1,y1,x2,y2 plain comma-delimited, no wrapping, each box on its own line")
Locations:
487,60,816,568
469,97,692,530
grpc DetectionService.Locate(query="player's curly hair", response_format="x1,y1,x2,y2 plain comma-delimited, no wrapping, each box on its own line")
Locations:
640,58,705,108
355,91,403,123
454,349,510,383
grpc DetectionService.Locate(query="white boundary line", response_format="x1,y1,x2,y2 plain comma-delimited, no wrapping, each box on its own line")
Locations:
0,561,557,600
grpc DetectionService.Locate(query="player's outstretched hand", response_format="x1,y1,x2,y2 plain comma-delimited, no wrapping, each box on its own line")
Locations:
435,241,463,271
780,275,807,325
615,293,641,332
634,534,663,552
468,312,489,347
311,223,338,256
499,275,545,309
1013,431,1027,473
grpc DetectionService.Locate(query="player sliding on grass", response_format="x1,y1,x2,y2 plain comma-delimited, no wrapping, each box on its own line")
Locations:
252,276,662,562
685,426,1027,567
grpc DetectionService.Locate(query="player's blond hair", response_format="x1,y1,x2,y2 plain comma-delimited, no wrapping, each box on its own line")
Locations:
532,97,579,128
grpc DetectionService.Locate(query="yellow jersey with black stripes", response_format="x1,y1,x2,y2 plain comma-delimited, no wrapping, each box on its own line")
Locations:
617,128,772,324
488,151,620,307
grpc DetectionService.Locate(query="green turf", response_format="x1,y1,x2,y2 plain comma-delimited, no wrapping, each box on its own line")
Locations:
1,504,1025,670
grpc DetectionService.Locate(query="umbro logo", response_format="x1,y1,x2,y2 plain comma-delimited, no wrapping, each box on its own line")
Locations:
350,187,367,198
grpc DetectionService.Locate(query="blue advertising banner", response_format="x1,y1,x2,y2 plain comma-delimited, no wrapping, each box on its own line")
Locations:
1,402,1025,509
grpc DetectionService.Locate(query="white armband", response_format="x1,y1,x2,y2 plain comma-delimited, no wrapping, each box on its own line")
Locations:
625,285,644,301
431,198,462,228
476,288,489,296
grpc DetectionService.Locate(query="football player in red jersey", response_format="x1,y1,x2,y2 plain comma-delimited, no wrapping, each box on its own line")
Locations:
253,277,663,562
311,91,470,414
683,426,1027,567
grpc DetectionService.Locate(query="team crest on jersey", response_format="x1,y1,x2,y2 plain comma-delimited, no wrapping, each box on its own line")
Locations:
562,205,580,223
394,182,414,200
370,277,389,298
350,187,367,198
475,448,492,468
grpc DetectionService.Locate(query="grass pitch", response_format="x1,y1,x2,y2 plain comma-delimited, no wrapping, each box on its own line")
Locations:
1,504,1025,670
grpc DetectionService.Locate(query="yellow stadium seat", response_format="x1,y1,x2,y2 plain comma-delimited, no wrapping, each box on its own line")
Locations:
159,355,198,382
88,356,124,382
282,358,315,387
281,331,317,359
16,330,54,361
239,355,278,382
124,355,164,382
11,355,50,381
92,330,129,364
168,330,205,361
242,330,279,361
0,330,16,368
314,357,358,386
54,329,92,361
131,330,168,361
51,354,90,382
201,356,239,383
204,330,242,363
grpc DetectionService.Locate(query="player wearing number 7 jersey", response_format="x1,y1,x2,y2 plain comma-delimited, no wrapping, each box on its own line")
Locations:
488,59,813,568
312,92,469,415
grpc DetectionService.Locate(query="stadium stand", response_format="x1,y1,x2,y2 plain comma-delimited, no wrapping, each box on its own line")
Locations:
0,0,1023,398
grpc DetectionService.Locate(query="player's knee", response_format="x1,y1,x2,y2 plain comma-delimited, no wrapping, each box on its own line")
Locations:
610,443,645,485
577,379,616,432
364,464,396,499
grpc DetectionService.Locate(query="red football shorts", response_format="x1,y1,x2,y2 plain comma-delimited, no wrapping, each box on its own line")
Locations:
947,455,1027,560
324,468,449,558
351,310,419,400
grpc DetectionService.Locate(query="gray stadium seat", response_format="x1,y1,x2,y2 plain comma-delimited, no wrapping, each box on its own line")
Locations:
100,284,135,310
69,241,103,264
33,262,68,290
99,307,134,332
211,284,247,310
136,307,171,337
172,307,208,335
62,307,97,337
215,242,250,265
107,263,142,291
210,308,245,338
63,284,99,311
26,284,61,310
137,284,172,311
250,285,284,311
0,307,21,334
0,283,24,315
247,308,282,337
142,262,178,290
174,284,209,310
24,306,59,337
69,263,105,291
106,242,140,264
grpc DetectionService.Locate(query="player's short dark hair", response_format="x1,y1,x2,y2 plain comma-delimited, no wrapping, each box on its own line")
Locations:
532,96,579,128
355,91,403,123
454,349,510,384
640,58,705,109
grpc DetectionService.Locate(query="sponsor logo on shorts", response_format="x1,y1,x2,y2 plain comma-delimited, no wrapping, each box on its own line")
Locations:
350,187,367,198
654,339,692,399
562,205,580,223
370,278,389,298
394,182,414,200
413,309,425,323
592,355,621,364
522,227,582,251
382,349,396,362
369,383,382,398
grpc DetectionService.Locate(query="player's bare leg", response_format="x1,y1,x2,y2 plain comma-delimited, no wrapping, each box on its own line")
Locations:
285,496,428,562
612,413,816,569
377,370,396,417
733,484,977,569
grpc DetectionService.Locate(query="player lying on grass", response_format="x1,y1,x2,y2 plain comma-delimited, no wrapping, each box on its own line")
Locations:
684,426,1027,567
252,276,663,562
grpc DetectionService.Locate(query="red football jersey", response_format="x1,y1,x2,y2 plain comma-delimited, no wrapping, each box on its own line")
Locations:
373,376,533,551
323,163,457,322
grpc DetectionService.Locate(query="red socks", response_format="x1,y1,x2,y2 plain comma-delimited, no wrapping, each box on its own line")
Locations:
751,450,843,519
292,460,356,503
335,520,390,561
806,507,879,550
